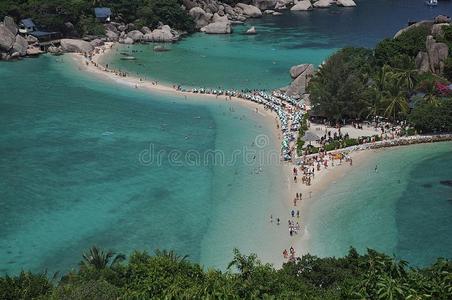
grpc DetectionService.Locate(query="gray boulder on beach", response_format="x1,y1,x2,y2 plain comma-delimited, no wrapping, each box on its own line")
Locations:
286,64,314,96
60,39,94,53
189,7,212,29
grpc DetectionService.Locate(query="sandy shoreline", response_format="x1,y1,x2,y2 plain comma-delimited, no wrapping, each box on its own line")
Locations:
67,43,452,267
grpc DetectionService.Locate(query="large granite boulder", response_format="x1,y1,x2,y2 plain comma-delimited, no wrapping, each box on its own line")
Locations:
189,7,212,29
143,25,176,42
336,0,357,7
426,35,449,74
246,26,257,34
291,0,312,11
286,64,314,96
237,3,262,18
0,24,15,52
3,16,18,35
104,23,118,33
12,35,27,56
127,30,143,42
313,0,333,8
434,15,451,24
27,35,39,44
60,39,94,53
90,38,104,47
252,0,277,10
431,23,450,38
415,52,430,73
212,13,228,23
394,21,433,38
201,21,231,34
105,30,119,41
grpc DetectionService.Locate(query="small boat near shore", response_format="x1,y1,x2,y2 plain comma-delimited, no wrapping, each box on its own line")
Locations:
120,56,136,61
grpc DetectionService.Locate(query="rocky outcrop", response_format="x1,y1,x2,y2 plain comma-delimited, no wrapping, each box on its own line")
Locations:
0,24,15,52
313,0,333,8
291,0,312,11
90,39,104,47
434,15,451,24
143,25,178,42
286,64,314,97
336,0,356,7
201,21,231,34
48,46,64,55
60,39,94,53
416,35,449,75
237,3,262,18
253,0,277,10
26,35,38,44
431,23,450,39
394,21,433,39
105,30,119,41
189,7,212,29
12,35,28,56
3,16,18,35
127,30,144,42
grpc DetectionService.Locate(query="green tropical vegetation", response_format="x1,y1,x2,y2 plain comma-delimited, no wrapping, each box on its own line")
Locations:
0,246,451,299
0,0,195,35
308,25,452,133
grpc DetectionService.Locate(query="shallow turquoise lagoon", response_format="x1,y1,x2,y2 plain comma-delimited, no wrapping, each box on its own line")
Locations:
0,56,287,274
306,142,452,266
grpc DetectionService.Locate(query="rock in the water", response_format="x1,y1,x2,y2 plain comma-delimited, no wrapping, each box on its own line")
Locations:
122,37,134,44
212,13,229,23
264,10,275,14
253,0,277,10
336,0,356,7
60,39,94,53
290,0,312,11
0,24,15,52
3,16,18,35
143,25,177,42
434,15,451,24
237,3,263,18
26,47,44,56
313,0,333,8
201,21,231,34
12,35,27,56
273,12,283,16
90,38,104,47
246,26,257,34
189,7,212,29
286,64,314,96
127,30,143,42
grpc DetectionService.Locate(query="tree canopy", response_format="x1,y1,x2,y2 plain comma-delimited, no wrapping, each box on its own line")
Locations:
1,247,451,299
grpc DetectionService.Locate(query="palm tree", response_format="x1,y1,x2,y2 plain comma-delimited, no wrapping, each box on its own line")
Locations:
81,246,125,270
154,249,188,263
227,248,259,280
393,68,417,92
383,76,409,121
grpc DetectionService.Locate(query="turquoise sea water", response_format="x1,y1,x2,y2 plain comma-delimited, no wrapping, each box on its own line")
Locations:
306,142,452,266
102,0,452,89
0,56,287,274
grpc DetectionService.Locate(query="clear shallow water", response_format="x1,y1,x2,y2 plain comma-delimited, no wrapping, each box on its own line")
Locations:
306,142,452,267
0,56,287,274
103,0,452,89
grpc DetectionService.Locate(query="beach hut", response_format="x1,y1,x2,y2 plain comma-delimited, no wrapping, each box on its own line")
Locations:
95,7,112,23
302,131,320,146
19,18,37,34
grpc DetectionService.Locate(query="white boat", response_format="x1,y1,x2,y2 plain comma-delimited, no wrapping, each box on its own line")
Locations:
426,0,438,6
